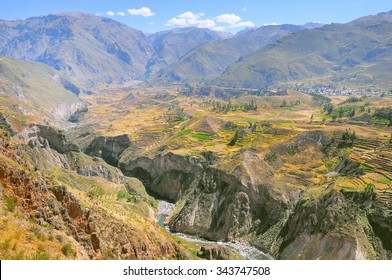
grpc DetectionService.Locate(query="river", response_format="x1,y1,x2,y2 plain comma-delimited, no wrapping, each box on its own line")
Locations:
157,200,273,260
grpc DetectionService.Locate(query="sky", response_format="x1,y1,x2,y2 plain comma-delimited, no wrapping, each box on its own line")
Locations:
0,0,392,33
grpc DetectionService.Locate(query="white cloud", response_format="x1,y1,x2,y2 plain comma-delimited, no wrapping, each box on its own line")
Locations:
167,11,216,29
216,13,241,25
196,19,216,29
128,7,155,17
117,12,125,16
178,11,200,20
242,7,248,12
215,13,255,28
106,10,115,16
167,11,254,30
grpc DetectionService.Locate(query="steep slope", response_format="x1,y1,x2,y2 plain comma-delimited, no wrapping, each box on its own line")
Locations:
216,11,392,88
0,125,192,260
0,12,153,88
156,24,305,82
146,27,231,78
0,56,84,129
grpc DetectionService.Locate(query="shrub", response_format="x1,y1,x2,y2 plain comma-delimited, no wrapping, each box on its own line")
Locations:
287,145,300,156
4,197,16,212
364,184,375,194
264,152,277,162
116,190,133,201
61,243,75,257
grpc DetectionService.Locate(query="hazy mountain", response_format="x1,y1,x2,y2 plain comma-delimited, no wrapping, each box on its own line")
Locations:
216,11,392,88
146,27,232,78
0,12,153,88
155,24,305,82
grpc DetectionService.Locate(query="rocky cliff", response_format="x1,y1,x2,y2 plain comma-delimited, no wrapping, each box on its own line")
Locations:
0,127,191,259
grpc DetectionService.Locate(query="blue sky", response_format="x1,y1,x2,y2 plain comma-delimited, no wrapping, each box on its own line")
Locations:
0,0,391,33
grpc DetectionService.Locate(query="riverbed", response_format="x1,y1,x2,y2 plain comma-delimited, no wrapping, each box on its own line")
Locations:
157,200,273,260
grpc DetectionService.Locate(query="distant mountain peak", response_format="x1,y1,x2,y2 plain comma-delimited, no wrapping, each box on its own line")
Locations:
301,22,324,29
0,12,153,88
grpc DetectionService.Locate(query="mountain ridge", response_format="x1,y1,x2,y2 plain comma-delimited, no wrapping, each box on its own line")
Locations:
154,24,307,82
214,11,392,89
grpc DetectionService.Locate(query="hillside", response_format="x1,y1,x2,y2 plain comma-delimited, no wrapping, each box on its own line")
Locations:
0,56,83,129
215,11,392,89
156,24,305,82
0,12,153,88
146,27,231,78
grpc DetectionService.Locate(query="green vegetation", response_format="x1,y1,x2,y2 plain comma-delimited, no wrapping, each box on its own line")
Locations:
33,250,50,260
323,103,334,115
332,107,356,118
191,133,211,141
61,243,75,257
116,190,134,201
376,178,392,185
360,164,374,173
364,184,375,194
340,129,357,147
341,97,363,104
228,129,245,146
373,107,392,126
88,186,105,197
310,93,332,105
4,197,17,212
264,152,278,162
287,145,300,156
178,129,192,137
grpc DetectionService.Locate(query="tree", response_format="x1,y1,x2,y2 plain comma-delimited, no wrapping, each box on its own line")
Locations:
323,103,334,115
341,129,356,146
228,129,245,146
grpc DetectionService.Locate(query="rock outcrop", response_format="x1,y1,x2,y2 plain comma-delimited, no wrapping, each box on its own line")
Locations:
18,125,79,153
197,245,237,260
66,151,124,184
120,151,288,242
85,134,132,166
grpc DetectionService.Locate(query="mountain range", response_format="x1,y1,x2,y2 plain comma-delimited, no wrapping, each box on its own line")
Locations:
156,24,307,82
215,11,392,89
0,12,325,89
0,11,391,89
0,12,153,88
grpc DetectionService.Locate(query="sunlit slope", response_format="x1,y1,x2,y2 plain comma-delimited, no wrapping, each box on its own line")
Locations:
0,56,82,129
157,25,305,82
0,13,153,88
216,11,392,89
